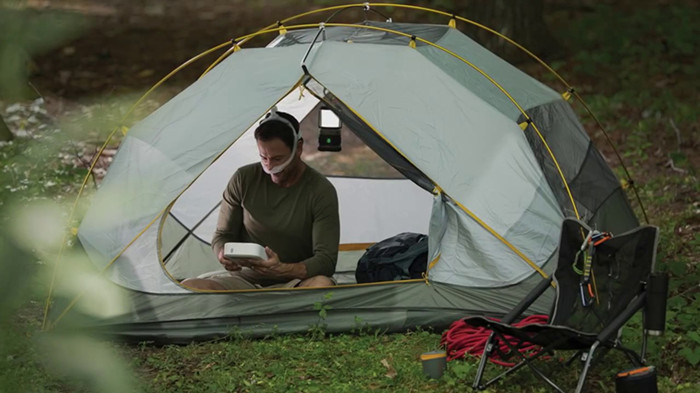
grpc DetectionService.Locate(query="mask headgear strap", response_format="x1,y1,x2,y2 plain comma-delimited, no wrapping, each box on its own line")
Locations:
259,106,300,142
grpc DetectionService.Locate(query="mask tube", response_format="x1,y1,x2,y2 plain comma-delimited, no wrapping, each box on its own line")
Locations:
262,141,297,174
258,106,300,175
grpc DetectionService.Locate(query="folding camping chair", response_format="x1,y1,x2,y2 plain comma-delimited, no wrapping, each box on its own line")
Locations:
467,218,665,393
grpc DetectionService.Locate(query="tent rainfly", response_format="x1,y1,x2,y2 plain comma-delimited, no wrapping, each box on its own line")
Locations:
51,6,640,343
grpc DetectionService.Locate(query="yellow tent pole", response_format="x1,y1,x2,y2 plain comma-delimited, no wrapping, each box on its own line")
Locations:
445,13,646,221
198,4,364,78
270,3,645,221
222,21,580,220
42,41,231,331
572,91,649,223
272,4,568,88
277,22,580,221
47,208,167,329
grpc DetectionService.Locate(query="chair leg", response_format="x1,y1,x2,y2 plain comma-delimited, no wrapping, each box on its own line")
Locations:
473,331,554,390
575,341,600,393
641,331,649,363
480,357,533,390
497,333,567,393
475,331,570,393
618,344,644,367
472,332,495,390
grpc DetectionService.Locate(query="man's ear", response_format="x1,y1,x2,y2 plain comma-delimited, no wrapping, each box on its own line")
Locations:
296,138,304,156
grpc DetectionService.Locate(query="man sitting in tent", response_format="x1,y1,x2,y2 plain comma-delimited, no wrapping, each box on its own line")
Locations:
181,108,340,290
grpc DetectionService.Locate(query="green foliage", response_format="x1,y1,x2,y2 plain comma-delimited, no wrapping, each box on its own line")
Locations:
561,3,699,377
565,5,700,78
125,330,449,393
308,292,334,340
442,359,475,388
679,331,700,367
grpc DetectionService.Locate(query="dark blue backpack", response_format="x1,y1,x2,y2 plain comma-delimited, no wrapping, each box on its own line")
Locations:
355,232,429,283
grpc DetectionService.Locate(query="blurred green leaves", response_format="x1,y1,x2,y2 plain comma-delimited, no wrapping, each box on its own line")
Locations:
0,197,137,392
0,4,135,387
0,207,35,324
38,334,140,393
0,3,90,99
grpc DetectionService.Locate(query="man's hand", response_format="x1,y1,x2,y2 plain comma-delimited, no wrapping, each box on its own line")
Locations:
217,249,241,272
251,247,307,279
250,246,282,275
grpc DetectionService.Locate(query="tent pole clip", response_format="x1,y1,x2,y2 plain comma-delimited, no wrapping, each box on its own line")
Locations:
277,21,287,36
562,88,575,101
230,39,241,52
519,118,533,131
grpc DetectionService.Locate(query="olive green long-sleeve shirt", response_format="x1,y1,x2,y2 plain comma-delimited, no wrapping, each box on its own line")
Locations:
211,163,339,277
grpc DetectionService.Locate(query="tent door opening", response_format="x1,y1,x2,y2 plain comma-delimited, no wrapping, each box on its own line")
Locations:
158,85,435,288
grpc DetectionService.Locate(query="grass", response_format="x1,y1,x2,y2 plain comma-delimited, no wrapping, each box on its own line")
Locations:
1,2,698,392
128,331,446,393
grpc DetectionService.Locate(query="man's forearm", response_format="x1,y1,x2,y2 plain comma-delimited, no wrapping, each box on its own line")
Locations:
253,261,309,280
279,262,308,280
210,231,227,256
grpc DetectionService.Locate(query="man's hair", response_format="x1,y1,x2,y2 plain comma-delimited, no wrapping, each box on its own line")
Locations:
254,111,300,150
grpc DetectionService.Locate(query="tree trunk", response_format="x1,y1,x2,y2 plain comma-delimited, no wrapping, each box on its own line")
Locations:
450,0,564,63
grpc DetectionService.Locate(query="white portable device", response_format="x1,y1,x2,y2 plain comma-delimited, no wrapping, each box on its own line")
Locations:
223,242,267,260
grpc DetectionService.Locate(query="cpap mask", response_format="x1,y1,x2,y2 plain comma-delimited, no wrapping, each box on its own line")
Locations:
258,107,300,175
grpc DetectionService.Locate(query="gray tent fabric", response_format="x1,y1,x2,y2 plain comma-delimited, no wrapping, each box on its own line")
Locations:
306,41,563,285
61,261,555,344
521,101,639,234
66,20,639,342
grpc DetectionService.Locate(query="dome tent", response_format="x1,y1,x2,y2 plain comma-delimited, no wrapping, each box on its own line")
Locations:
49,4,640,343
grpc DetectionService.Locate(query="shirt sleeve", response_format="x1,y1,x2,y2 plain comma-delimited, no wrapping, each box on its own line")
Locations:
301,182,340,277
211,170,245,257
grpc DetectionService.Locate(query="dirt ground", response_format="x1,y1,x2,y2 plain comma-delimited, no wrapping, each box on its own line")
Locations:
27,0,313,99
